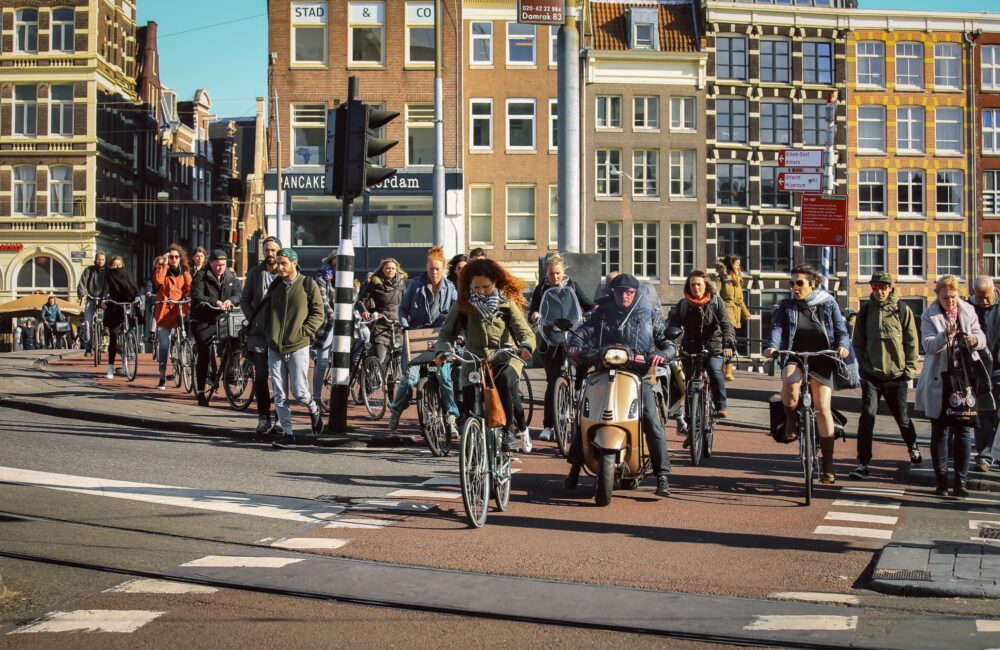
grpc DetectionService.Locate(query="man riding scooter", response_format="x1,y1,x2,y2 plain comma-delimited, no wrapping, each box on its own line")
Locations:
565,274,675,498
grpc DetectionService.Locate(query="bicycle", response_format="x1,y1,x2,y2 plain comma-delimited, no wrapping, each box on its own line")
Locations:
84,294,104,367
105,299,140,382
680,350,720,467
46,320,71,349
358,315,403,421
199,303,254,409
319,320,373,414
444,346,521,529
154,299,194,391
517,366,534,430
772,349,841,506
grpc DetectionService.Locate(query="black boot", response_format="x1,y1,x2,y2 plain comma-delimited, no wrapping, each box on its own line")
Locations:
655,475,671,497
951,477,969,499
782,405,799,442
563,463,581,490
935,476,949,496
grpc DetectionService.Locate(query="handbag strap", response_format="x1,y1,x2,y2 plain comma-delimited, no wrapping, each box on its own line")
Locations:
480,358,498,391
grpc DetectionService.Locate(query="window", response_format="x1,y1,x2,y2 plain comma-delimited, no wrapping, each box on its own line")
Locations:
349,1,383,65
469,186,492,243
985,46,1000,91
506,185,535,243
507,23,535,65
936,170,962,216
669,150,695,198
937,233,964,278
293,1,328,64
759,290,786,340
630,8,658,50
760,101,791,145
548,99,558,150
549,25,559,66
934,43,961,89
15,8,38,53
803,246,836,274
49,85,73,136
897,170,924,215
895,42,923,88
291,104,326,166
716,37,747,80
632,150,658,197
669,97,695,131
803,41,834,85
716,163,747,208
716,99,747,143
669,223,694,279
717,227,750,267
506,99,535,149
548,185,558,247
406,2,434,64
935,107,962,154
16,256,69,297
858,169,886,215
596,222,621,276
802,103,828,147
470,21,493,64
14,86,37,136
13,166,36,216
897,233,925,279
760,39,791,83
51,7,75,53
595,96,621,129
857,105,886,152
985,234,1000,277
595,149,621,196
470,99,492,149
986,171,1000,216
856,41,885,87
760,166,791,209
760,229,792,273
406,103,434,165
634,96,659,130
859,233,887,278
896,106,924,153
633,222,659,279
49,166,72,216
985,110,1000,155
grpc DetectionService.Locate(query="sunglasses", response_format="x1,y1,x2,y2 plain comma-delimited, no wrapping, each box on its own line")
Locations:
789,279,810,287
167,254,180,259
871,283,890,290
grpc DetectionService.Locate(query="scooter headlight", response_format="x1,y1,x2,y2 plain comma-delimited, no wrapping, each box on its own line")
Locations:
604,348,628,367
627,399,638,419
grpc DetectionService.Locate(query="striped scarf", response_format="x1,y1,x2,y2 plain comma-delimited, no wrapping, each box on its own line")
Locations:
468,289,500,321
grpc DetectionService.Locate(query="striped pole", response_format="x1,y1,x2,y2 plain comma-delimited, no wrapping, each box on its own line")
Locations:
328,207,356,432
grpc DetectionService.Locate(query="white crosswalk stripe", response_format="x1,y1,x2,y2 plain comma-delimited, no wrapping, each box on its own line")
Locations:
825,511,898,525
744,614,858,631
831,499,901,510
768,592,861,605
180,556,303,568
385,488,462,500
978,620,1000,632
263,537,350,550
8,610,165,634
813,525,893,540
104,579,217,595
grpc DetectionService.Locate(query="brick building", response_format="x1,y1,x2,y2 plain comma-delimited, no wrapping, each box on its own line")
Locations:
977,29,1000,278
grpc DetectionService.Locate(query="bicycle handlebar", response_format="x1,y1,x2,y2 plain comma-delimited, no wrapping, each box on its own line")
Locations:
105,299,138,307
154,299,190,305
772,349,841,360
442,346,520,368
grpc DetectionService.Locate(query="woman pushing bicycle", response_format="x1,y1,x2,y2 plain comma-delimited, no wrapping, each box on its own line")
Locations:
100,256,139,380
763,264,855,485
434,258,535,453
355,257,407,365
152,244,192,389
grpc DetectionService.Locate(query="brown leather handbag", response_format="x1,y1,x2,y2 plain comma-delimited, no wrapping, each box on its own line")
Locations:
480,359,507,429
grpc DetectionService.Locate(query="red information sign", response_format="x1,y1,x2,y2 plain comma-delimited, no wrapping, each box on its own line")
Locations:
800,194,848,247
0,243,24,252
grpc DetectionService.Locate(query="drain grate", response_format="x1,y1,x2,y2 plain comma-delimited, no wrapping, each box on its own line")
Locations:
979,525,1000,540
873,568,932,581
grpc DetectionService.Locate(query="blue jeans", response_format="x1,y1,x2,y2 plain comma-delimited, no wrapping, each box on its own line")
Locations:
975,377,1000,466
931,417,973,485
83,299,99,351
390,362,459,417
156,327,171,373
312,323,335,400
682,355,728,411
269,346,317,437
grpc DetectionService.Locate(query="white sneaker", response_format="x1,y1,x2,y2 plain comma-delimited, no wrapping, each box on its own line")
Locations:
539,427,554,441
520,428,532,453
105,365,114,379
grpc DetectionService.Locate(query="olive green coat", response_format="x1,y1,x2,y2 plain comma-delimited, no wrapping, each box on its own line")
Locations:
434,298,536,385
714,261,751,329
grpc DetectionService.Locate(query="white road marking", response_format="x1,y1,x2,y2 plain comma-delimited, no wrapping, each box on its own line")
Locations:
813,525,893,540
768,592,861,606
386,489,462,500
977,620,1000,632
420,477,461,487
831,499,901,510
744,615,858,631
0,466,344,523
180,556,303,568
9,610,164,634
324,517,394,529
840,486,905,496
104,579,217,595
969,520,1000,530
356,499,437,512
971,510,1000,516
825,512,898,525
265,537,349,550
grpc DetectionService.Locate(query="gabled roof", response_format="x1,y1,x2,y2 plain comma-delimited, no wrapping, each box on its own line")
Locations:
590,0,698,52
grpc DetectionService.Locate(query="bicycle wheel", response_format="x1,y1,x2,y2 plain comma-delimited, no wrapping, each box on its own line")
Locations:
459,416,490,528
417,376,448,457
687,388,705,466
801,410,815,506
319,365,333,413
122,331,139,382
223,349,254,410
553,376,573,457
93,324,103,368
704,398,716,460
205,352,219,401
180,340,195,393
518,367,534,427
58,335,69,350
169,337,182,388
361,356,386,420
492,428,512,511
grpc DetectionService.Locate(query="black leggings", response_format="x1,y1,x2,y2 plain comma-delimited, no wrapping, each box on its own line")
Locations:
463,365,521,429
251,348,271,417
107,326,120,365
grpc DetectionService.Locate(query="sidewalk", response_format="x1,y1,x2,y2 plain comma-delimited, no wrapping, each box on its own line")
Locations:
871,540,1000,598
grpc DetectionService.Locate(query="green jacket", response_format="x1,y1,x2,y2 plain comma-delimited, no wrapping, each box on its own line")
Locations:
266,273,325,354
435,298,536,384
852,290,918,382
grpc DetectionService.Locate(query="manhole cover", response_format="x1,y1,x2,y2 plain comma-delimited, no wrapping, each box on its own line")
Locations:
979,525,1000,540
873,569,931,581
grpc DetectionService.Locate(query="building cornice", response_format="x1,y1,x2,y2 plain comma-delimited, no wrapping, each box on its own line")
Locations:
587,49,706,63
705,2,1000,33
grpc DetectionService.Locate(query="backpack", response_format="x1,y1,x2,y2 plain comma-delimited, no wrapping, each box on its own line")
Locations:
675,293,726,326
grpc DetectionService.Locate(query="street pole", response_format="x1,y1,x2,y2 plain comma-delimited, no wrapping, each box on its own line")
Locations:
821,91,837,291
432,0,446,247
273,89,283,241
557,5,580,253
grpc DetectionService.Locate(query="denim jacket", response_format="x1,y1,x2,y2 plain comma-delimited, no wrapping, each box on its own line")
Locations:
399,274,457,329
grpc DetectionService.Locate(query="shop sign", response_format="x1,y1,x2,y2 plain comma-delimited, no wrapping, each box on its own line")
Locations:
518,0,565,25
407,2,434,24
348,2,383,24
71,251,87,261
293,2,328,24
282,174,327,191
0,243,23,252
277,172,433,194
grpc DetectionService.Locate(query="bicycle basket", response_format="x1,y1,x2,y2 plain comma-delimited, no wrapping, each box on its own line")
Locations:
54,321,71,334
216,312,245,340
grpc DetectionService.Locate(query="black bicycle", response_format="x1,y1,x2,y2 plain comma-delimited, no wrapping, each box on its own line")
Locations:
681,350,720,467
84,294,104,367
105,299,140,382
199,304,254,409
154,299,194,391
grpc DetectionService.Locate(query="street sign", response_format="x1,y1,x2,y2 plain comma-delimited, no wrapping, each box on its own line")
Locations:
778,172,823,192
778,149,824,168
71,251,86,260
800,194,848,247
517,0,565,25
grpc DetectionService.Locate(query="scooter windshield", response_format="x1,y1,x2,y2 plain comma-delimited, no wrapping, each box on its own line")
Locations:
537,285,584,347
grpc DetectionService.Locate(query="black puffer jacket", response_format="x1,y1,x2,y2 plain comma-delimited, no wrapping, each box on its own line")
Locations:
101,267,139,331
355,272,406,346
667,294,736,356
191,267,242,345
575,286,673,360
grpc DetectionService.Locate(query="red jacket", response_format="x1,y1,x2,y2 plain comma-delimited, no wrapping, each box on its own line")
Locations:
153,265,192,329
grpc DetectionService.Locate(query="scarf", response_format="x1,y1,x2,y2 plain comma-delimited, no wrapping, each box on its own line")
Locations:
684,291,711,308
105,267,138,301
426,277,442,320
167,265,181,277
469,289,500,321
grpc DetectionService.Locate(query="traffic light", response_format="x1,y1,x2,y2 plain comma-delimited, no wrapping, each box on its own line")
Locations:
325,100,399,201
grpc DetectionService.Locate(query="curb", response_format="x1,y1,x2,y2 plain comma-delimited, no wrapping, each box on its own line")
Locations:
869,540,1000,598
896,465,1000,494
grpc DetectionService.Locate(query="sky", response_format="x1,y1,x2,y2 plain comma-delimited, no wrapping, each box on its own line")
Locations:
138,0,998,120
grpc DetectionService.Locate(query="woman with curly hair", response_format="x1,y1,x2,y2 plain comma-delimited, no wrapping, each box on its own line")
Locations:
447,253,469,285
434,258,536,452
355,257,407,363
152,243,192,389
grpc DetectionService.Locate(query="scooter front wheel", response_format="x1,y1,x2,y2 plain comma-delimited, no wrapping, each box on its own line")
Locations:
595,450,615,507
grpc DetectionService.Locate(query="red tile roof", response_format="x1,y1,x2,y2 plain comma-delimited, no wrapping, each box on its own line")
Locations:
590,1,698,53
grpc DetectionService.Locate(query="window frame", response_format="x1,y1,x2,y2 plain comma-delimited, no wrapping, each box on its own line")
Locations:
631,149,659,198
984,233,1000,277
716,36,748,81
548,98,558,152
935,170,962,217
985,109,1000,155
802,103,827,147
896,105,925,154
549,25,559,67
936,232,964,278
548,184,558,247
50,7,75,53
669,150,695,199
348,1,384,67
895,42,924,89
858,232,887,279
506,22,536,66
669,223,694,280
669,96,695,132
759,228,793,274
290,103,327,167
505,98,536,151
596,221,622,276
595,95,622,130
49,165,73,216
405,2,435,66
469,184,493,244
716,162,748,208
857,105,886,153
858,169,886,215
935,107,963,154
505,184,536,244
13,165,36,216
897,232,926,280
716,98,748,143
405,103,435,166
633,95,660,131
933,43,961,90
633,221,660,280
803,40,834,85
470,98,493,151
760,100,792,145
856,41,885,88
292,0,329,66
986,170,1000,216
984,46,1000,91
13,85,37,137
470,21,493,65
49,85,74,137
897,169,925,216
760,166,792,209
14,8,38,54
595,149,622,197
760,38,791,84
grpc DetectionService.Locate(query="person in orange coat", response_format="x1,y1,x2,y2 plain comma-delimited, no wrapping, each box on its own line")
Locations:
152,244,193,389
